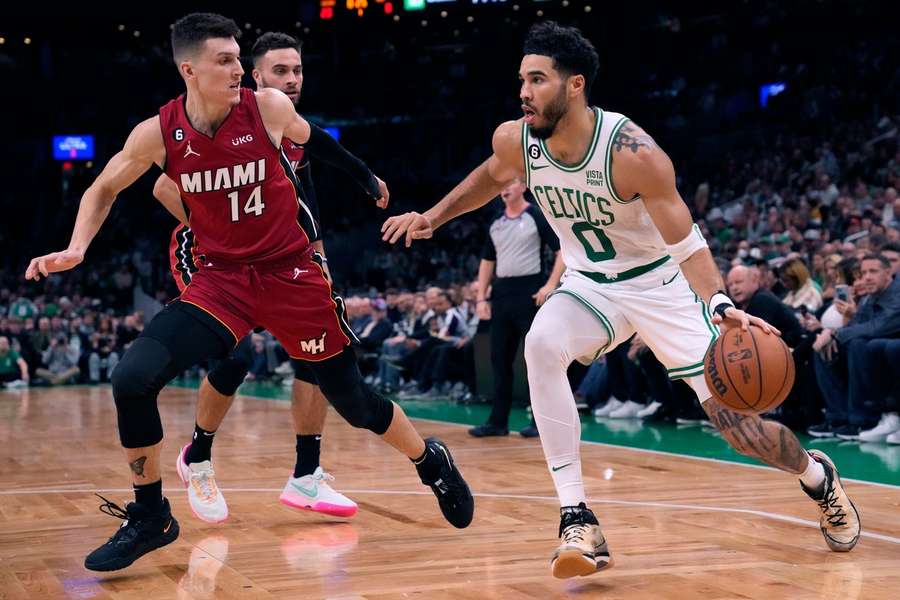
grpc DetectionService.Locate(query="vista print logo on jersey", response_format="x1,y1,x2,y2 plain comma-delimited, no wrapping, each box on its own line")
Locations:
585,169,604,187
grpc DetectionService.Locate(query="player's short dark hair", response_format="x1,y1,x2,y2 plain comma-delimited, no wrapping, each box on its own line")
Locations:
171,13,241,61
523,21,600,99
251,32,301,66
881,242,900,254
861,254,891,269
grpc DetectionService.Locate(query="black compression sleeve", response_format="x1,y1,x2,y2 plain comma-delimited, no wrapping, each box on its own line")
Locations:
296,157,321,236
304,123,380,199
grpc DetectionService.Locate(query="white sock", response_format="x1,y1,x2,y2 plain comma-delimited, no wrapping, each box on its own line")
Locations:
798,453,826,491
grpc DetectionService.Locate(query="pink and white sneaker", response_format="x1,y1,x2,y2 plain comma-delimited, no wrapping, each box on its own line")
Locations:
176,444,229,524
279,467,358,518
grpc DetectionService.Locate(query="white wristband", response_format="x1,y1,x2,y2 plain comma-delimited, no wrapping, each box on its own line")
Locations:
709,292,734,317
665,224,708,264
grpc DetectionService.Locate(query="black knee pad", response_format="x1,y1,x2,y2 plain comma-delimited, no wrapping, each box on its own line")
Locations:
111,337,174,448
311,348,394,434
290,358,318,386
207,356,250,396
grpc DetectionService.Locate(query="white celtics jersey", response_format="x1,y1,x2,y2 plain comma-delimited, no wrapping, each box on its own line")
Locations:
523,107,669,279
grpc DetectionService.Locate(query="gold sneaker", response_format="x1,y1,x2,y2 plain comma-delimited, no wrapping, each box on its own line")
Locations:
551,503,613,579
802,450,861,552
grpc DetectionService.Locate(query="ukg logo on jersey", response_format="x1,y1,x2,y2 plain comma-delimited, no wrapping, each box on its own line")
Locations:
232,134,254,146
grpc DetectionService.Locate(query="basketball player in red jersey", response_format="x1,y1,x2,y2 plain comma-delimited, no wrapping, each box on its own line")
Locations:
157,32,357,524
25,13,473,572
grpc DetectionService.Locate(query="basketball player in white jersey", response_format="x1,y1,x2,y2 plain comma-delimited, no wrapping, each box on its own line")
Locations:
382,22,859,578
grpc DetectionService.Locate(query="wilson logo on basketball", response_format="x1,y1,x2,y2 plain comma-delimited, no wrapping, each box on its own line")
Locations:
705,345,728,397
232,134,254,146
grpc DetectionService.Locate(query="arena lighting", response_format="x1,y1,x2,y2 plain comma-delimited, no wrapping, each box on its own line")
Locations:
0,38,5,45
133,31,140,37
759,82,787,108
404,0,426,10
24,37,32,45
584,5,591,12
117,24,125,31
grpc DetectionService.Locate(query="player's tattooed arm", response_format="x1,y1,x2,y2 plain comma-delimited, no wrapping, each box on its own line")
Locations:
613,122,657,154
704,400,809,474
129,456,148,478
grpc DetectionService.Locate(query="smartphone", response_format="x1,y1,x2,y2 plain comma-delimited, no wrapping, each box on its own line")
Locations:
835,284,850,302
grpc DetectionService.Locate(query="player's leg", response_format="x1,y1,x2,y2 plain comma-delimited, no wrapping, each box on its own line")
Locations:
174,337,251,524
523,290,631,578
262,263,473,529
279,360,357,517
630,268,860,552
85,301,235,571
304,347,473,527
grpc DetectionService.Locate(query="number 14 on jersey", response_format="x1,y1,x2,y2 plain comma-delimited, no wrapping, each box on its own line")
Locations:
228,185,265,222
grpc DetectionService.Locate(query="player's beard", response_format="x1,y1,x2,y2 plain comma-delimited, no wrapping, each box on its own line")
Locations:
530,85,568,140
260,75,301,107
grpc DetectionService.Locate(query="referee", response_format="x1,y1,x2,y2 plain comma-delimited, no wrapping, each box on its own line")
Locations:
469,178,565,438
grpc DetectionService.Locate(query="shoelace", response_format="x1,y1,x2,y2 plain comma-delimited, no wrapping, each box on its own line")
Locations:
191,469,218,502
314,471,336,484
562,523,591,545
96,493,130,521
816,486,848,527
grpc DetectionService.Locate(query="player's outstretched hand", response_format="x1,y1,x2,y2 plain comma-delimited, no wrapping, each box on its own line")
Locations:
25,249,85,281
374,176,390,209
712,306,781,336
381,212,433,248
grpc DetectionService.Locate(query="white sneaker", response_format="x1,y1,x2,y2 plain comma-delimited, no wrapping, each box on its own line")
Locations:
176,444,228,523
636,401,662,418
4,379,27,389
593,397,623,418
887,430,900,444
274,361,294,376
858,413,900,443
608,400,644,419
280,467,358,518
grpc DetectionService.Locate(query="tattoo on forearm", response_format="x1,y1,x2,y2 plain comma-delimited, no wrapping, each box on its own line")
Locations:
613,123,656,154
129,456,148,478
706,402,807,473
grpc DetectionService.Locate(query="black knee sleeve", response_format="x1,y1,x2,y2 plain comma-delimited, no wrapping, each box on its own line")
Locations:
310,347,394,434
290,358,319,386
111,337,174,448
207,356,250,396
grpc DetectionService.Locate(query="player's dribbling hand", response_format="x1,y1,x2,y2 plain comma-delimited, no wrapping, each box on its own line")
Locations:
381,212,433,247
25,249,85,281
713,306,781,336
374,176,390,209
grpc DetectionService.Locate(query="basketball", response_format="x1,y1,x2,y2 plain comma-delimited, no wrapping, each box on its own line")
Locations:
704,325,795,415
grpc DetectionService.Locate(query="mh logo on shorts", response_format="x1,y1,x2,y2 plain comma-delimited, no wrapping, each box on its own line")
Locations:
300,331,327,355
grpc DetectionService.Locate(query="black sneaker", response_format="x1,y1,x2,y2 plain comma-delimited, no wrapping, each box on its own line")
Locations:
519,424,540,438
468,423,509,437
84,495,180,572
807,421,842,438
415,438,474,528
834,424,862,441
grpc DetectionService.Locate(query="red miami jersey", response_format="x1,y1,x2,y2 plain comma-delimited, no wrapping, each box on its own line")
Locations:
282,138,305,172
159,87,310,263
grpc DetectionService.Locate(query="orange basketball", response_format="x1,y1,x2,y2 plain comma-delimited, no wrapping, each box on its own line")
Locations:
703,325,795,415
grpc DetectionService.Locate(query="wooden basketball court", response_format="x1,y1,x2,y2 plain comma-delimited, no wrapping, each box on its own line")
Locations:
2,386,899,599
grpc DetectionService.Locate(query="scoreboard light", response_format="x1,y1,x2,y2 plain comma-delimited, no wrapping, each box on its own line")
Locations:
53,135,95,160
404,0,426,10
320,0,336,20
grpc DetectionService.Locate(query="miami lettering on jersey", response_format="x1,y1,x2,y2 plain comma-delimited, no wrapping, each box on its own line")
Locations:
179,159,267,193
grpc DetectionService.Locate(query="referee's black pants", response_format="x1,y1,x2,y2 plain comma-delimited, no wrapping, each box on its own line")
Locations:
487,293,538,428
